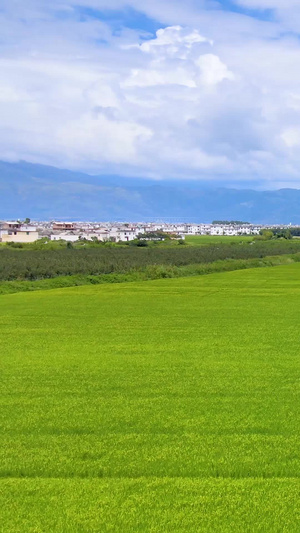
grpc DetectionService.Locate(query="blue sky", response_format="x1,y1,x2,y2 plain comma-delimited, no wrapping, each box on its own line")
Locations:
216,0,274,20
73,2,276,35
1,0,300,188
77,6,162,34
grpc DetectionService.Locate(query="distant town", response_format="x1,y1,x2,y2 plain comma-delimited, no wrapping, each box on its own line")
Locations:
0,219,298,244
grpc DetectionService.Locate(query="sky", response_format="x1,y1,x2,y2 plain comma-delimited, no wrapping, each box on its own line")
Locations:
2,0,300,188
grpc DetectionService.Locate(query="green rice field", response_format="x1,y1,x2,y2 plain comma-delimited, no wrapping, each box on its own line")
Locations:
184,234,254,245
1,264,300,531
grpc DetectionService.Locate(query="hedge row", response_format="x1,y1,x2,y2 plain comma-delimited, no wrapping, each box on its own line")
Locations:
1,240,300,281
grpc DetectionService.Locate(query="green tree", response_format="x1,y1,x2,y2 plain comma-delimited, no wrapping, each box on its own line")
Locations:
259,229,274,240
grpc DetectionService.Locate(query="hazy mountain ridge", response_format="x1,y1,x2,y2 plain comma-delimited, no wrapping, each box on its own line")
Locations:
0,160,300,224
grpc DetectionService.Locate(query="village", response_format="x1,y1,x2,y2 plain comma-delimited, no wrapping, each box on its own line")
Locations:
0,219,285,244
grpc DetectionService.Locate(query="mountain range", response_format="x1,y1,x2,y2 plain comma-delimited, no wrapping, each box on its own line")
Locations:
1,160,300,224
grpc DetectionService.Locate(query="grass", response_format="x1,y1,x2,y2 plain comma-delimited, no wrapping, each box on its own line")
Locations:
0,250,300,296
184,235,254,245
1,264,300,531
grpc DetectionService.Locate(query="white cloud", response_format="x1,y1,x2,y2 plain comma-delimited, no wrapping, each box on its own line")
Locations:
57,112,153,165
281,128,300,148
1,0,300,186
196,54,235,85
234,0,298,8
123,27,232,90
139,26,213,54
122,67,197,88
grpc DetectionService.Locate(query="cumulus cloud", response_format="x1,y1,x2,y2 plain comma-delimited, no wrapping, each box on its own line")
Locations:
138,26,213,54
123,27,216,89
196,54,235,85
1,0,300,186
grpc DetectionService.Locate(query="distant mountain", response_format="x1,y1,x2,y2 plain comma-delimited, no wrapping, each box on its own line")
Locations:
0,160,300,224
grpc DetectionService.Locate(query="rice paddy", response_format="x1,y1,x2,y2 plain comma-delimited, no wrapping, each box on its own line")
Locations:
184,234,254,245
1,264,300,531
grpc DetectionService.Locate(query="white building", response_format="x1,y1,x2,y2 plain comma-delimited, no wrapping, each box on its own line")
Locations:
0,222,39,243
50,233,79,242
109,227,138,242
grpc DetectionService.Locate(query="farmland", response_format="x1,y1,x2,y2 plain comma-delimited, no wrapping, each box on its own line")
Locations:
184,234,254,245
1,264,300,531
1,238,300,281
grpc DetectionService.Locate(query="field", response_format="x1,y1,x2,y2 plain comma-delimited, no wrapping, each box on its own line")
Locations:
1,264,300,531
184,234,254,245
1,239,300,281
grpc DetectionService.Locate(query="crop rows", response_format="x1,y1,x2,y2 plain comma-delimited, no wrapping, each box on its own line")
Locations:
1,239,300,280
